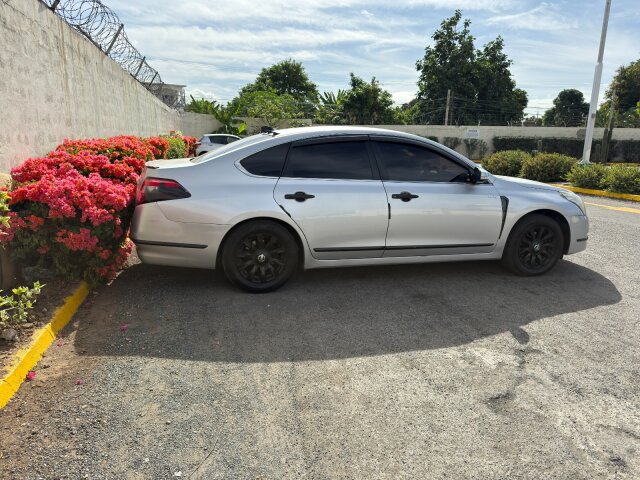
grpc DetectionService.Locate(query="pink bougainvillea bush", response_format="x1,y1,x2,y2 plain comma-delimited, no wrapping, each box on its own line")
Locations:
2,133,198,282
3,161,134,282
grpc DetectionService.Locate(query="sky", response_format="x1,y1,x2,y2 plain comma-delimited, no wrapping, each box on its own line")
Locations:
108,0,640,116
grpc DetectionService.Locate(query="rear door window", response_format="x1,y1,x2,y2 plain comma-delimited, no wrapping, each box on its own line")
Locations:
239,143,290,177
283,141,373,180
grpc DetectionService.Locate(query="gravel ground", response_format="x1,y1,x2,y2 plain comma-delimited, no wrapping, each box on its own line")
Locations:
0,196,638,479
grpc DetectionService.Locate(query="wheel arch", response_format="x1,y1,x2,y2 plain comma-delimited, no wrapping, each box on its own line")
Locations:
507,209,571,254
215,216,307,270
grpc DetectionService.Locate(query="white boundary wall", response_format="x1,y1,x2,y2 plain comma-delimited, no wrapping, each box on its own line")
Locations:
0,0,220,171
365,125,640,158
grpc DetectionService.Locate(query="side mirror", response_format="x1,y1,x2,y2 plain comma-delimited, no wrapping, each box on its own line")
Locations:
469,167,482,184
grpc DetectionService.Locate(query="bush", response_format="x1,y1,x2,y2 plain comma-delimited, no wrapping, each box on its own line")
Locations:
2,131,202,283
483,150,531,177
182,136,198,157
164,137,187,159
3,166,133,282
565,164,608,189
602,165,640,194
520,153,578,182
0,282,43,330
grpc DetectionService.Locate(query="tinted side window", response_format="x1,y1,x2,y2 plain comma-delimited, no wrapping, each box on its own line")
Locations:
283,141,372,180
240,143,290,177
376,142,468,182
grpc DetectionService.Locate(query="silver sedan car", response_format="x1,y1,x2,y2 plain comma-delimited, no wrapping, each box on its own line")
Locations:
131,126,589,292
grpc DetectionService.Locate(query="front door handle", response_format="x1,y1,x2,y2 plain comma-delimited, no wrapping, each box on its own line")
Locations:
391,191,419,202
284,191,315,202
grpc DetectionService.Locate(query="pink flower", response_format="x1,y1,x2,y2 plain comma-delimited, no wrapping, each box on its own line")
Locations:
26,371,36,381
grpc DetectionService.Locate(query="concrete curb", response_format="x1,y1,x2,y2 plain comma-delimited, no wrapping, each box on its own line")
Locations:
0,281,90,409
550,184,640,203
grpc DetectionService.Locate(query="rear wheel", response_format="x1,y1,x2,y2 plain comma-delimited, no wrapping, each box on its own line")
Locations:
502,214,564,276
221,221,298,292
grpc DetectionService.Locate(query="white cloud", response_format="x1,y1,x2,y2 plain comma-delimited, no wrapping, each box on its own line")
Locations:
486,3,578,31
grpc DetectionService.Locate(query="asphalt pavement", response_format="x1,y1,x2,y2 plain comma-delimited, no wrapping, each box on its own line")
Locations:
0,195,639,479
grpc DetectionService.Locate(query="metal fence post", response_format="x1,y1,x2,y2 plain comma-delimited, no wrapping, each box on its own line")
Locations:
105,23,124,55
134,56,145,79
49,0,61,11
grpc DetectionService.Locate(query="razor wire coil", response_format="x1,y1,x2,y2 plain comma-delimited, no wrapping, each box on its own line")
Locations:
41,0,184,109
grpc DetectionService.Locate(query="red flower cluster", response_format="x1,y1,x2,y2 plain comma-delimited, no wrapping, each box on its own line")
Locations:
145,136,170,159
182,136,198,157
12,151,144,186
10,169,131,225
55,135,154,161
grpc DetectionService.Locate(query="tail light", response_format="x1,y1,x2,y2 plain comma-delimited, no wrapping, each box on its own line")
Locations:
136,178,191,205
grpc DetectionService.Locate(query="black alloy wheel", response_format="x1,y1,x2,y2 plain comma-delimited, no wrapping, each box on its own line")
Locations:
222,221,298,292
502,214,564,276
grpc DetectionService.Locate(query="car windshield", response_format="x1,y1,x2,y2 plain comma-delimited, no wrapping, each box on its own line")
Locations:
191,134,272,164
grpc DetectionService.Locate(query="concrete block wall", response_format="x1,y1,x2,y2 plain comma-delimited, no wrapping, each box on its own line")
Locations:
0,0,220,172
365,125,640,159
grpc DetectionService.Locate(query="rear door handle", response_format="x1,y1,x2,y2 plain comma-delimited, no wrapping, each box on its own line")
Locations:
391,191,419,202
284,191,315,202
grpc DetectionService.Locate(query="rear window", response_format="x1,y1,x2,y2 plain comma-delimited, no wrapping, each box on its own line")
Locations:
191,134,271,164
240,143,290,177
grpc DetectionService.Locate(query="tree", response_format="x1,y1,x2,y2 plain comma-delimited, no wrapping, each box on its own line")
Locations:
212,104,246,135
597,60,640,128
341,74,395,125
185,95,219,114
542,89,589,126
415,10,527,125
234,90,304,130
314,90,348,125
239,59,319,116
607,60,640,112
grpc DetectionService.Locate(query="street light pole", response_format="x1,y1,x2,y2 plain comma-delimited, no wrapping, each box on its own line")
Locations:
581,0,612,164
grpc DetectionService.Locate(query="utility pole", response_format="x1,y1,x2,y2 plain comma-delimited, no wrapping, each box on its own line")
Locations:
582,0,612,164
444,89,451,126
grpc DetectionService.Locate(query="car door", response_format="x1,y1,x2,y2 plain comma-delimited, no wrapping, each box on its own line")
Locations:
273,137,389,260
372,139,503,257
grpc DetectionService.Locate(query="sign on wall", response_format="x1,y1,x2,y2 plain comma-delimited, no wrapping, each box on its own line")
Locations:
464,128,480,139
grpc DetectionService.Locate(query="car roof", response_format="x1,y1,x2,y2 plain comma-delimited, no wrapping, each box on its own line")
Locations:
205,134,238,137
271,125,422,141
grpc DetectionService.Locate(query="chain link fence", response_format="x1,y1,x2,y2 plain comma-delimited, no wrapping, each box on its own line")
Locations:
41,0,184,109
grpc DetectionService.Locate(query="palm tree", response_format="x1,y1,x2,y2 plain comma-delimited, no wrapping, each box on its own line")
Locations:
213,104,246,135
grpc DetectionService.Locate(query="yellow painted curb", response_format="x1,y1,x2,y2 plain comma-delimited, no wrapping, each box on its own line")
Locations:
550,184,640,203
0,281,90,409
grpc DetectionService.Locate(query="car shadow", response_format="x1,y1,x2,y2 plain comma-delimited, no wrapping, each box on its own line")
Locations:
72,260,621,363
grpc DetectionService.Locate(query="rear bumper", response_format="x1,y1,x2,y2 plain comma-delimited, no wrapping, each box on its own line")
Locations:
131,203,228,269
567,214,589,255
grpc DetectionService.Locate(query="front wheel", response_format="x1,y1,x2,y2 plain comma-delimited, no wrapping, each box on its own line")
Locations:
502,214,564,276
221,221,298,292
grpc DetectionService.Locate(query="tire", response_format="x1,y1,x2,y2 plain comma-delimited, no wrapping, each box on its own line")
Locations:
221,220,299,293
501,214,564,276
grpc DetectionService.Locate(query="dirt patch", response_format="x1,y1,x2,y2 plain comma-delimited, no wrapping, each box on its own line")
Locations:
0,278,76,372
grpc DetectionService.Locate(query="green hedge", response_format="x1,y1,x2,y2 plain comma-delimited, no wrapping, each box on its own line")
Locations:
520,153,578,182
483,150,531,177
493,137,640,163
603,165,640,194
565,164,608,189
